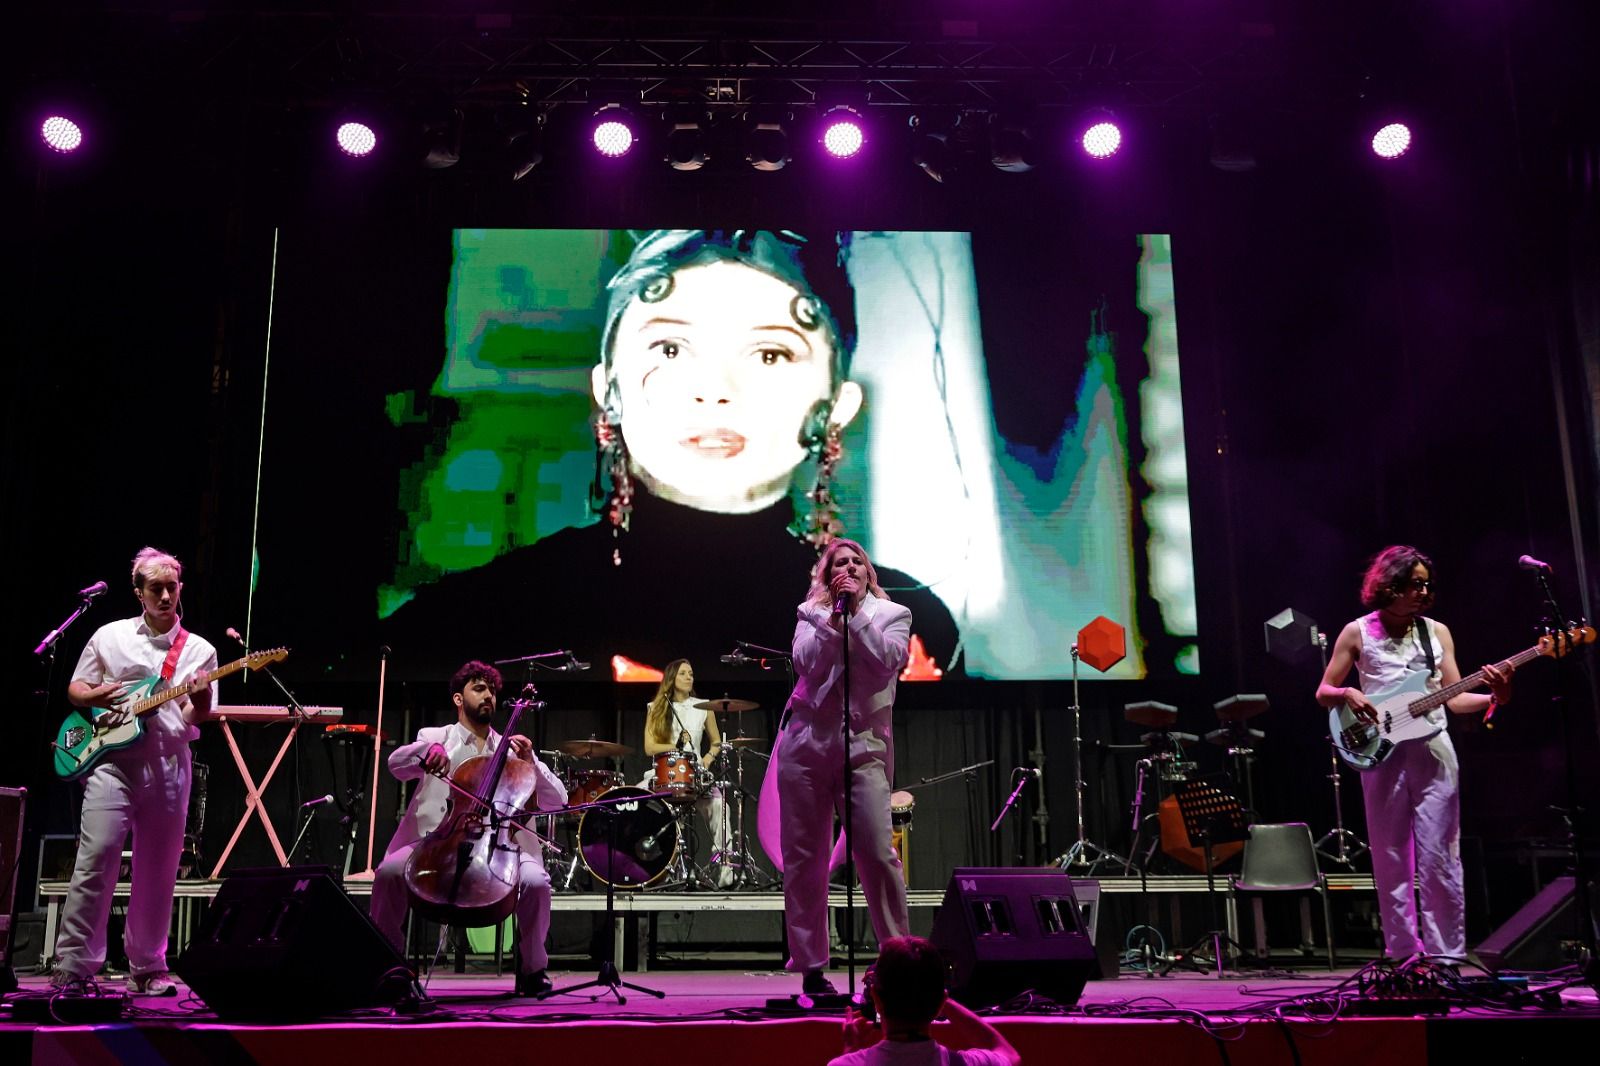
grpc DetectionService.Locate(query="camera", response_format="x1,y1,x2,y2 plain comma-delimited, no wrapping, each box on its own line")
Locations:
852,965,878,1022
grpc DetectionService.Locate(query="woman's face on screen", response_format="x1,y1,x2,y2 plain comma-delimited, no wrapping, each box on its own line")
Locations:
598,259,857,514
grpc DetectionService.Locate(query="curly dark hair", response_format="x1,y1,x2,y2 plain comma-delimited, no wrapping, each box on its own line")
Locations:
448,660,504,698
1360,545,1435,610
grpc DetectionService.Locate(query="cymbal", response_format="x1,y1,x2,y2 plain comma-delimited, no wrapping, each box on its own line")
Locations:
728,737,767,748
693,697,760,714
556,739,633,758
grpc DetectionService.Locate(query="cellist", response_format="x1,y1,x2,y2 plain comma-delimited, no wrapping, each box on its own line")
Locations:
371,660,566,997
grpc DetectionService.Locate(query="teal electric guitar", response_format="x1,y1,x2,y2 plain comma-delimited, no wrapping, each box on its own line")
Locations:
1329,626,1593,770
52,647,288,780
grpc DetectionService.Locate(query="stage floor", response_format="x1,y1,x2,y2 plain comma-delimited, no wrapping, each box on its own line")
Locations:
4,963,1598,1066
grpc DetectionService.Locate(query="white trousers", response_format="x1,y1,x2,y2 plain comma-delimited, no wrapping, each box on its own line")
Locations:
778,720,908,972
1361,732,1465,959
371,841,554,973
55,745,191,978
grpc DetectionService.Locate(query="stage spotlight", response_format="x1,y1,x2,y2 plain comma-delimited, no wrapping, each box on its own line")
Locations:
504,117,546,182
419,106,463,170
989,112,1036,173
819,105,866,160
1371,121,1412,159
1081,120,1123,159
745,110,791,172
591,104,638,158
40,115,84,154
910,111,961,184
335,120,378,158
664,108,710,171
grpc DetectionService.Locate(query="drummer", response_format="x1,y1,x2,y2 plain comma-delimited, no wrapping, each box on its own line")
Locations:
641,660,733,887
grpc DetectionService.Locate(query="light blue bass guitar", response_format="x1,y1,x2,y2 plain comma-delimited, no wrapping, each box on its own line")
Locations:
52,647,288,780
1329,626,1593,770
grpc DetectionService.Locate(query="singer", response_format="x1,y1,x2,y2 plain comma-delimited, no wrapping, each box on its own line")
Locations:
1315,545,1514,963
777,538,911,995
370,660,566,997
638,659,733,886
51,547,216,996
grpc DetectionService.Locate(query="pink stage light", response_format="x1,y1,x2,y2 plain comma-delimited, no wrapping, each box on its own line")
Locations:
1081,120,1123,159
1371,122,1412,159
41,115,84,153
336,121,378,157
592,119,635,158
820,110,865,160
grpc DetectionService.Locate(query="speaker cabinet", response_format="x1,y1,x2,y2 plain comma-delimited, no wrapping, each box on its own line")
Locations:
929,867,1099,1008
1477,876,1598,972
176,866,410,1021
0,787,25,986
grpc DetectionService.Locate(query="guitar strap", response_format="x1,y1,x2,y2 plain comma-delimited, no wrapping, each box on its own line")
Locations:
1414,617,1435,675
161,626,189,683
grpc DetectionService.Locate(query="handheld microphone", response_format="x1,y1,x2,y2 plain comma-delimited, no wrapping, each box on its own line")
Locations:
78,581,108,600
833,594,849,616
1016,767,1042,779
721,651,751,665
1518,554,1553,573
301,794,335,809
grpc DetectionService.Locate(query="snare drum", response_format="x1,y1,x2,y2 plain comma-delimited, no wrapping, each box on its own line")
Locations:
652,750,703,803
566,769,623,810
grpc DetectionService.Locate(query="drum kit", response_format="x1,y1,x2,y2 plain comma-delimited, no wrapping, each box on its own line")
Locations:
541,697,774,891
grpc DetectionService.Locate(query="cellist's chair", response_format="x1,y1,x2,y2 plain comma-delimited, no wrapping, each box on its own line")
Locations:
1228,822,1336,970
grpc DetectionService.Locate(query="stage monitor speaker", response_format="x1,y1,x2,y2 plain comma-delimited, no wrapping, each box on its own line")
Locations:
1476,876,1598,972
929,867,1099,1008
176,866,410,1021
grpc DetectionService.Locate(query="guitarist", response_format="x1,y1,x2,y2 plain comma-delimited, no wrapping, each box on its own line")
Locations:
1315,545,1513,964
52,547,216,995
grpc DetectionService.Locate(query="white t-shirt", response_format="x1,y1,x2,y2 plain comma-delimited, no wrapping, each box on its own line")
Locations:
71,614,219,747
829,1041,1011,1066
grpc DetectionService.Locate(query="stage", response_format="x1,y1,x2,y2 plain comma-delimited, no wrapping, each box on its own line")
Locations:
3,964,1597,1066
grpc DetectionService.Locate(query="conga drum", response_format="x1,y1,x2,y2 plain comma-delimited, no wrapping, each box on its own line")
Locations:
889,790,915,885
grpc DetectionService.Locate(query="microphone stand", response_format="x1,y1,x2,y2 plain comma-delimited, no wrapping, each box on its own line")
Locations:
838,594,858,1002
990,770,1034,832
1528,567,1599,984
33,591,101,658
1309,626,1368,868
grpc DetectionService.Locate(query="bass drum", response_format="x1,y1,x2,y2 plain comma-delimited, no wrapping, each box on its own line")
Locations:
578,786,679,888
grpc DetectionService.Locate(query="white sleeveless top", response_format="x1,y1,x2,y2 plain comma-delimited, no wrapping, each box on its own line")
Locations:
648,698,710,752
1355,611,1446,729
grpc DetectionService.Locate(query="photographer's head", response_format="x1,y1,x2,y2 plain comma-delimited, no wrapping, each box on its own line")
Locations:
593,230,864,515
868,936,949,1032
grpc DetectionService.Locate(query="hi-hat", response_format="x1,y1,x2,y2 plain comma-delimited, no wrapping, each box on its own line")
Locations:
727,737,767,748
556,739,633,758
693,698,760,714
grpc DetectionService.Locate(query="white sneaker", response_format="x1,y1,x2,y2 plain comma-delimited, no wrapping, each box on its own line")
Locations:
128,971,178,997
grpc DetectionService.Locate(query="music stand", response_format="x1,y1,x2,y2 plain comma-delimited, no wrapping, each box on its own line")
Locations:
1162,773,1250,978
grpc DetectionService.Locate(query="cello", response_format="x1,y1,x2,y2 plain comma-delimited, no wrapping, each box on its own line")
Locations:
403,687,544,926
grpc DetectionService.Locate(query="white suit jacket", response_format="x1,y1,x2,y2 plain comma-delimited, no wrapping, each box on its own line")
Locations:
384,721,566,858
784,593,912,748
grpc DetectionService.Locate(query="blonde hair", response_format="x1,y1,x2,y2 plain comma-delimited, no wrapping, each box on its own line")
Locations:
805,537,888,608
131,546,183,590
646,659,694,745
